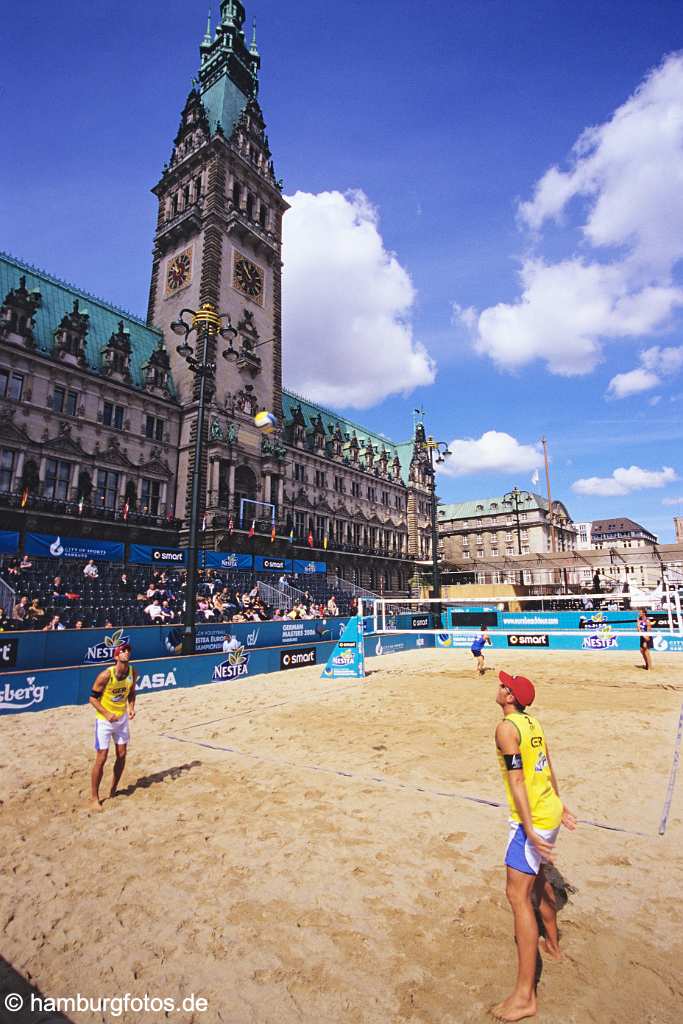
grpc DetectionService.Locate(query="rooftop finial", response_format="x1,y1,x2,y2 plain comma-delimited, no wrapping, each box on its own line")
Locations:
200,7,212,51
250,16,259,55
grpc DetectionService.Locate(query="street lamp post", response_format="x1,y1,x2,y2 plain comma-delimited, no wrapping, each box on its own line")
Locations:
503,486,531,586
171,304,238,655
425,436,452,605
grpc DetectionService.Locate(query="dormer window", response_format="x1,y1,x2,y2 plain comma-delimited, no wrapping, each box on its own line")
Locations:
142,339,171,394
53,300,89,366
101,321,132,381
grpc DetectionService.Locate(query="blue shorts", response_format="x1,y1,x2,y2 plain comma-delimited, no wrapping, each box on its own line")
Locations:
505,820,559,875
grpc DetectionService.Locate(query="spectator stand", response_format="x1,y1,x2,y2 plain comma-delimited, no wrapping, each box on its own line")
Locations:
326,574,380,614
0,575,16,620
1,554,382,631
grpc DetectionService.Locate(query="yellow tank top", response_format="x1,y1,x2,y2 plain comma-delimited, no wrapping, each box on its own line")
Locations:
497,711,563,830
97,665,134,720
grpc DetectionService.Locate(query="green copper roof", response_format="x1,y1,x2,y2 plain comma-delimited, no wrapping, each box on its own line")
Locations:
438,493,551,520
0,252,171,393
198,1,259,136
281,388,414,483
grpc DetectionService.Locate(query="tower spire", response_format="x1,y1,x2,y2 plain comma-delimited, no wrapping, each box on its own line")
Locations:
250,16,259,56
203,8,212,46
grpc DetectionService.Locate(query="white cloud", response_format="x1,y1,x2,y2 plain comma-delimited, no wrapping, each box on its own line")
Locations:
607,344,683,397
608,367,660,398
662,495,683,506
642,344,683,375
281,189,435,408
438,431,543,478
572,465,678,496
462,53,683,375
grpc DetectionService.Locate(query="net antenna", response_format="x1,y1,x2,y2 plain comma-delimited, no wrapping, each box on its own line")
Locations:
663,571,683,632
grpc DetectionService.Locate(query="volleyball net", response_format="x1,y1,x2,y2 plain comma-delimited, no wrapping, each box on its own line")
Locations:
368,586,683,638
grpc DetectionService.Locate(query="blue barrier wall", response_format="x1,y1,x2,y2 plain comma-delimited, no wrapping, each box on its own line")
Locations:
435,629,683,653
0,618,352,673
0,628,438,716
0,638,342,715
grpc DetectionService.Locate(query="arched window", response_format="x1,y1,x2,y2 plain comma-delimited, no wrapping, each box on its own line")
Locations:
234,465,257,518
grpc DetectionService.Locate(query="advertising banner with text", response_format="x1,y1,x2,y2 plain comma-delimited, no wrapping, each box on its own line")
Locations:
25,532,124,562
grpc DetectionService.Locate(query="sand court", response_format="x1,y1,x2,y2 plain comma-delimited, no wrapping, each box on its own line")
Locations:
1,648,683,1023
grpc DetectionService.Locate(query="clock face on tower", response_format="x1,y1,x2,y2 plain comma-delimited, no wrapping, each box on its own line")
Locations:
232,251,264,305
165,247,193,295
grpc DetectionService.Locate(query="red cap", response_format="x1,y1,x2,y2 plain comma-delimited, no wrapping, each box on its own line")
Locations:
499,670,535,708
113,642,131,659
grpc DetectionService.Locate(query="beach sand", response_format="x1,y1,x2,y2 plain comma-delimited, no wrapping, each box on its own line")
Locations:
1,648,682,1024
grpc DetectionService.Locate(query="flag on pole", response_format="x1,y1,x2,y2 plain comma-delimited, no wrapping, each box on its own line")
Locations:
78,496,84,515
122,500,129,521
323,532,328,551
270,525,276,543
201,514,207,532
531,468,540,486
307,529,314,548
228,515,234,535
20,487,29,508
289,526,294,543
248,519,255,538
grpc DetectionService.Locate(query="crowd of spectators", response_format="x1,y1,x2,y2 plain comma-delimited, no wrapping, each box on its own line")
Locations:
0,557,346,632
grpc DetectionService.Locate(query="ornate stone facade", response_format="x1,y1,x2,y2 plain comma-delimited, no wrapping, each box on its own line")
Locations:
0,2,434,591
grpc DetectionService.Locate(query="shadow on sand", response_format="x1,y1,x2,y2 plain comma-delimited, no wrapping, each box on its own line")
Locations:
113,759,202,798
0,955,73,1023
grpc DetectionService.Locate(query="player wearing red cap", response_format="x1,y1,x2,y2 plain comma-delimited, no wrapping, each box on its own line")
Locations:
88,642,137,812
491,670,576,1023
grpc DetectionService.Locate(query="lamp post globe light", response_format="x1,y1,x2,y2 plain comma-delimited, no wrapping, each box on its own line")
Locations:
425,436,451,606
170,303,238,656
502,486,532,584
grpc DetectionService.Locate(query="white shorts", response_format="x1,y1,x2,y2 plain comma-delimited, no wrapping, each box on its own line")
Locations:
94,714,130,751
505,820,560,876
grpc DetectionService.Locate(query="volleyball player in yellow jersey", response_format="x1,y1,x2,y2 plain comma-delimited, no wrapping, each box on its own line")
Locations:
89,642,137,812
491,671,576,1023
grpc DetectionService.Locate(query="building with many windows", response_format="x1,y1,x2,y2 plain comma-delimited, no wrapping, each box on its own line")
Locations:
590,517,658,549
438,492,576,565
0,2,435,593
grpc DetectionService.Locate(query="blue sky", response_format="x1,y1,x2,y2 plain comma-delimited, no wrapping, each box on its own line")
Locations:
2,1,683,540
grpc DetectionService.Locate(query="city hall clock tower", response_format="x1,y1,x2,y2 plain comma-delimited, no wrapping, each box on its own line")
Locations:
147,1,288,528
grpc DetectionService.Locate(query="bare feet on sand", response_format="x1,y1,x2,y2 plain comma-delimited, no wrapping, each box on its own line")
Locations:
540,937,562,961
90,798,104,812
489,994,537,1022
109,786,118,799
